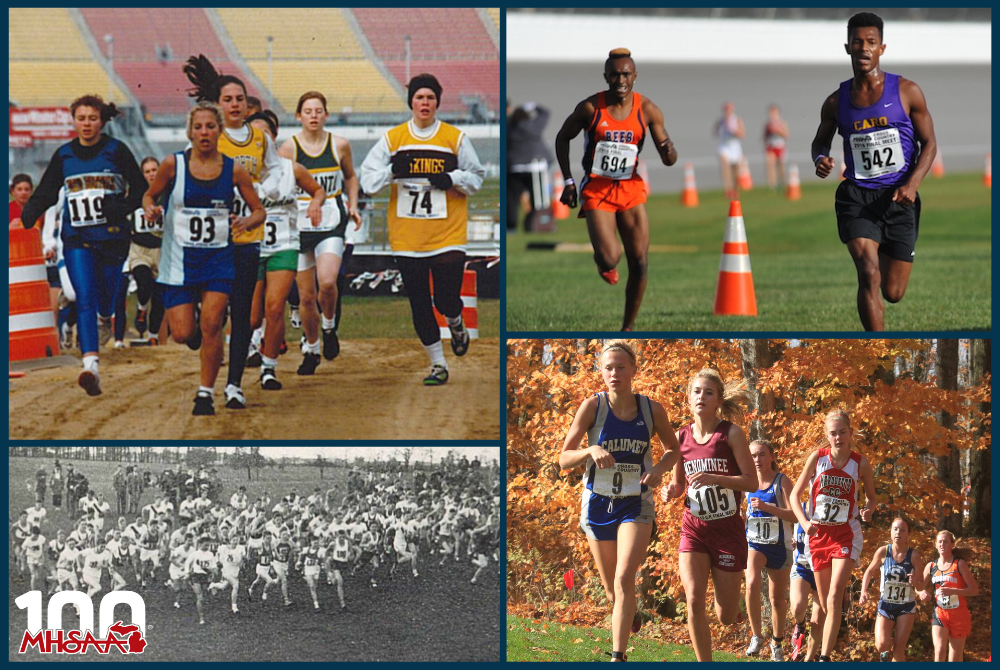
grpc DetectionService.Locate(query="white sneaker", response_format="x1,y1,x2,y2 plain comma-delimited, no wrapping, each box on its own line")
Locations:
770,642,784,662
290,307,301,329
747,635,764,657
60,322,74,350
114,340,125,350
98,316,113,346
225,384,246,410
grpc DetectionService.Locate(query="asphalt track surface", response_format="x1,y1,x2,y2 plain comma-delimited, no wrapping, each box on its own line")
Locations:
507,62,992,193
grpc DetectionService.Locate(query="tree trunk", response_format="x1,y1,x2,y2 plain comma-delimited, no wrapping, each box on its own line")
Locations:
738,339,779,442
935,339,962,534
967,339,990,536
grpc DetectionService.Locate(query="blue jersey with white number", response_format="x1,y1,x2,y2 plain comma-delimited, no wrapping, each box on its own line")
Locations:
583,392,654,499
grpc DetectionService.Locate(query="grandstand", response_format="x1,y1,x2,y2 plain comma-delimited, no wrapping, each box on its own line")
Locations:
508,7,991,21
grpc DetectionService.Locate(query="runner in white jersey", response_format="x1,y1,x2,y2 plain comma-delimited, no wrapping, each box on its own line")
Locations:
46,530,68,594
22,527,48,592
78,538,112,598
297,534,327,611
391,515,419,579
169,535,195,608
57,538,82,592
185,537,218,625
209,534,246,614
325,529,351,608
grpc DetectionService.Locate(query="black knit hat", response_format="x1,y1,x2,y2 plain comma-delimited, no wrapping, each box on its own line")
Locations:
407,73,442,109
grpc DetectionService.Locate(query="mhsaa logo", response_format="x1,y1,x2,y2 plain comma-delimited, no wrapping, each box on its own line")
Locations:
15,590,146,655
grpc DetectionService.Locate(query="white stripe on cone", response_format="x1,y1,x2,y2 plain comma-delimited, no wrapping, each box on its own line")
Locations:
9,265,47,285
9,310,56,333
719,254,752,273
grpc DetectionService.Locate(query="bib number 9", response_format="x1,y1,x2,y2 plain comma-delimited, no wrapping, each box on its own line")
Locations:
592,462,641,498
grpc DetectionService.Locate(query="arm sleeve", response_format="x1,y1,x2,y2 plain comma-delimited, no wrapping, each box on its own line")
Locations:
41,199,61,255
449,133,486,196
258,133,284,200
21,149,66,228
358,135,393,196
117,142,147,213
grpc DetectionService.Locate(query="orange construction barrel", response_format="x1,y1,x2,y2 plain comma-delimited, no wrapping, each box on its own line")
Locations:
431,269,479,340
9,227,60,361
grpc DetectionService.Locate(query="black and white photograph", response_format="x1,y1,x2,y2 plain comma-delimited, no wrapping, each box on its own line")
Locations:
8,446,500,661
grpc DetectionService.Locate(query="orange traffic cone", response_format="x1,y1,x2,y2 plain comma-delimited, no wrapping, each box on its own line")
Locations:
551,170,569,220
680,162,699,207
786,163,801,201
713,200,757,316
737,156,753,191
932,151,945,178
637,159,651,196
985,154,991,187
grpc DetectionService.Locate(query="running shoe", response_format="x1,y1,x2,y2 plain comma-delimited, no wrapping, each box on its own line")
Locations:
791,624,805,661
770,642,784,662
193,391,214,416
148,336,159,346
423,364,449,386
290,307,301,329
60,322,74,351
246,339,262,368
98,316,113,346
631,609,642,634
449,317,470,357
135,308,148,337
113,340,125,350
880,651,891,662
260,367,282,391
297,353,321,376
322,328,339,360
746,635,763,657
224,385,246,410
78,369,101,397
599,268,620,285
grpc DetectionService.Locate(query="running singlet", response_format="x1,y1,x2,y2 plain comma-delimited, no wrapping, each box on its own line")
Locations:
792,505,812,570
58,138,130,244
931,560,968,611
745,474,792,546
582,92,645,184
332,540,350,563
219,124,267,244
583,392,654,499
259,158,300,256
678,421,741,521
131,206,163,248
837,72,916,188
880,545,915,605
807,448,861,527
293,134,347,232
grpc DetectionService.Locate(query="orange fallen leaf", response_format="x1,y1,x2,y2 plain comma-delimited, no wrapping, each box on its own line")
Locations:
572,638,584,644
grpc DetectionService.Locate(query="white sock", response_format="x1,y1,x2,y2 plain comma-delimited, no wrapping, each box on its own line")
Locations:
262,355,278,369
251,327,264,347
82,355,99,372
304,339,321,355
199,386,214,396
138,301,149,312
446,315,463,328
321,315,336,331
423,341,446,367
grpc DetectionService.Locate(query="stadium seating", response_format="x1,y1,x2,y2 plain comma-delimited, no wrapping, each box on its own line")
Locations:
215,8,365,60
381,60,499,114
242,60,405,115
78,8,258,116
487,8,501,29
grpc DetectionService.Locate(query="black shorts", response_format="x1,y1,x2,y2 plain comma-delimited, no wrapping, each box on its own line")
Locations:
47,266,61,288
835,180,920,262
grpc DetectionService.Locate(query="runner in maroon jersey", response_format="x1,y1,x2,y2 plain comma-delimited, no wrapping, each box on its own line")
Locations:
661,369,757,661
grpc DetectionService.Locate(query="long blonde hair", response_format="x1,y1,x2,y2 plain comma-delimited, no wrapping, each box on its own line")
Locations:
688,368,750,423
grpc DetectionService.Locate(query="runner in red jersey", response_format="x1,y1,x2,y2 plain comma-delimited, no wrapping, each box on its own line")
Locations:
661,369,756,661
790,409,876,662
554,48,678,331
919,530,979,661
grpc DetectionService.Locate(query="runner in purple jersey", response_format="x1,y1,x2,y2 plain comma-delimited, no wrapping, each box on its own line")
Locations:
809,12,937,332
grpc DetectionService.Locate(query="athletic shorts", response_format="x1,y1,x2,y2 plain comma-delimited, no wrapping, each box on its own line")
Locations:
790,564,817,590
718,138,743,165
128,244,160,273
83,571,102,589
578,177,647,217
169,564,186,580
139,548,160,563
190,571,211,586
47,266,62,288
579,489,654,542
26,554,42,566
835,180,921,262
255,564,275,579
298,233,345,271
161,280,233,310
679,511,747,572
808,521,863,572
748,542,793,570
932,605,971,639
877,600,916,620
765,145,786,161
272,561,289,578
221,568,240,582
303,564,321,578
58,568,78,584
258,249,298,280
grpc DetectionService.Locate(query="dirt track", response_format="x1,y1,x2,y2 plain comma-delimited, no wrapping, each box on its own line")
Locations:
8,339,500,440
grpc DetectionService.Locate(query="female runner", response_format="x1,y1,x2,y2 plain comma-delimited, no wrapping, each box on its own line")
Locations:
279,92,361,373
128,156,165,341
21,95,146,395
247,112,325,389
183,55,282,410
790,409,876,662
743,439,796,661
560,340,679,662
920,530,979,662
142,102,265,415
789,502,824,661
661,369,756,661
859,516,925,662
359,74,485,385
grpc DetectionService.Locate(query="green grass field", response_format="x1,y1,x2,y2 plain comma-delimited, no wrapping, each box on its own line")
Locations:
507,615,762,662
507,173,991,331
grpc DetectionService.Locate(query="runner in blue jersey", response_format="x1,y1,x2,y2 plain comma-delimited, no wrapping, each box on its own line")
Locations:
21,95,147,396
559,340,679,662
789,502,823,661
142,102,265,416
810,12,937,331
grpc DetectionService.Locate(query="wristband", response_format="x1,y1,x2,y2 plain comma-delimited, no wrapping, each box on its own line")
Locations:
563,178,575,187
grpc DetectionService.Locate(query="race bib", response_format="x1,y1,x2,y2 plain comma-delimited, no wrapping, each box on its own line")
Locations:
850,129,904,180
937,593,958,610
881,580,914,605
67,189,106,227
299,199,342,232
133,207,163,235
592,462,641,498
333,546,349,562
686,483,738,520
746,515,780,544
174,208,229,249
262,213,291,253
396,182,447,220
812,494,850,525
591,141,638,179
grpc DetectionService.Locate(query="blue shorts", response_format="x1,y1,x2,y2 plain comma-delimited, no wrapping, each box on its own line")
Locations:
579,489,653,542
791,564,816,590
749,542,792,570
161,280,233,310
877,600,916,620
